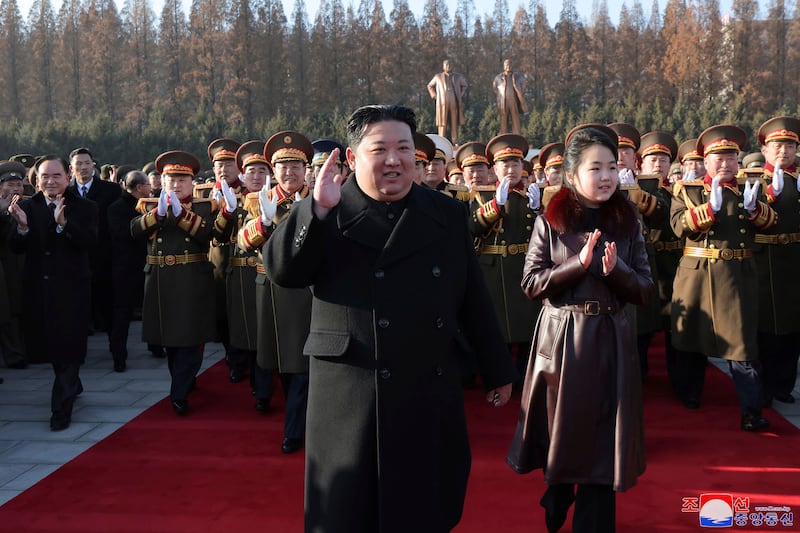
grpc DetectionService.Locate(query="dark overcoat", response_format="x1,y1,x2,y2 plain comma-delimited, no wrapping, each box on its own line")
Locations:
131,198,217,347
506,188,652,492
264,179,517,533
9,190,98,363
107,191,146,310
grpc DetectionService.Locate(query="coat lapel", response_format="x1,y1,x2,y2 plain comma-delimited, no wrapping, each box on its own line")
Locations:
376,185,447,268
336,179,388,252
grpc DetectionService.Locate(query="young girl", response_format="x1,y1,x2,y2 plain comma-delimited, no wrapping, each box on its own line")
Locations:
506,124,654,532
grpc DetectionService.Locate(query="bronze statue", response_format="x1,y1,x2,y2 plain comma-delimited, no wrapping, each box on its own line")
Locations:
427,60,468,145
492,59,528,135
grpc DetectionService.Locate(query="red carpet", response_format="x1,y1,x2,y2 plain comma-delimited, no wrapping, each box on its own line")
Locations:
2,335,799,532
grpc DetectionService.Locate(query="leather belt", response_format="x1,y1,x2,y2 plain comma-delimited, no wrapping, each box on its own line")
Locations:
256,263,266,275
230,256,259,268
547,301,618,316
147,253,208,267
754,232,800,245
480,243,528,257
653,240,682,252
683,246,752,260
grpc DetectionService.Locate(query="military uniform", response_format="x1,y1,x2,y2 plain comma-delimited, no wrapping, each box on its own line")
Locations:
538,142,564,209
670,125,776,430
131,151,217,414
238,131,313,453
0,162,28,368
753,116,800,405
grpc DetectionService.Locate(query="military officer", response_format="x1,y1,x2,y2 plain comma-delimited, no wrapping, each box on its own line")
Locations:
131,151,217,415
10,154,36,196
742,152,765,170
309,139,346,191
538,142,565,210
238,131,312,454
412,132,436,185
456,141,492,191
670,125,776,430
470,134,540,382
422,134,453,191
753,116,800,405
678,139,705,180
0,161,28,368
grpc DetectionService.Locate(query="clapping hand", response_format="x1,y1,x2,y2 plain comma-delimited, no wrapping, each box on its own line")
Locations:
495,176,511,206
743,179,760,213
53,194,66,225
169,190,183,217
526,183,540,210
157,188,169,217
772,162,784,196
682,170,696,182
259,184,277,225
313,147,345,220
221,179,237,214
709,176,723,213
7,194,27,230
618,168,635,186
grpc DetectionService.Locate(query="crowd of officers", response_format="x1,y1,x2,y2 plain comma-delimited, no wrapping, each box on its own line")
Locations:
1,115,798,441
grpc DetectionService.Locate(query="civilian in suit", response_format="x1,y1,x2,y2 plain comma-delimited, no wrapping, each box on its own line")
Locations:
264,104,517,532
8,155,98,430
68,148,121,344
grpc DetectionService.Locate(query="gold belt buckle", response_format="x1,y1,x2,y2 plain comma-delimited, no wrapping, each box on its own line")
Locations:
507,244,518,255
777,233,791,245
653,241,664,251
584,301,600,316
164,254,176,266
246,256,257,267
719,248,734,260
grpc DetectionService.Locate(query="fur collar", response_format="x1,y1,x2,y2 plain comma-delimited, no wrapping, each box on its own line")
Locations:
544,186,638,239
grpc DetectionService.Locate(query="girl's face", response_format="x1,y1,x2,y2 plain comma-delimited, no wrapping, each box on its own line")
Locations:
567,144,618,208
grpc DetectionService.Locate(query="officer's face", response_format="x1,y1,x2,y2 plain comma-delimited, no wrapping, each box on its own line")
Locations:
704,152,739,182
545,166,563,186
413,161,426,184
463,164,489,188
762,140,797,169
641,153,671,180
617,147,637,172
274,160,306,195
243,163,270,192
148,172,162,189
213,159,238,185
493,158,523,187
38,160,70,200
164,174,193,199
348,120,415,202
70,153,94,183
567,144,618,208
0,179,24,198
683,159,705,178
423,158,446,188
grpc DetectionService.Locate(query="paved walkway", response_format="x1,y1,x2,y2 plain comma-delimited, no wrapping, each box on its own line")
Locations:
0,323,798,509
0,321,224,506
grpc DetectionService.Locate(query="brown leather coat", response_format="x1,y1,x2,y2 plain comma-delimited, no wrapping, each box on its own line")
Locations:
507,188,653,491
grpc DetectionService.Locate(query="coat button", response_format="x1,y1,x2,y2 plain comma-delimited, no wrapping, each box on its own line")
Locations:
738,202,744,208
378,318,390,329
432,266,441,277
435,317,444,328
739,228,746,234
185,237,190,242
374,270,385,279
157,238,163,243
43,275,49,280
379,368,391,379
387,212,396,220
435,366,443,376
44,251,51,256
708,230,715,236
738,214,745,220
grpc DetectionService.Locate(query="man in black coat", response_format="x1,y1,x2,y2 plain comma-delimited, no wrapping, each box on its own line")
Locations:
265,104,517,533
68,147,121,344
8,155,98,431
107,170,152,371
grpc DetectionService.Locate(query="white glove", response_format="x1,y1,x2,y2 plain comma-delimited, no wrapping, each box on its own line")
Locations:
709,176,723,213
169,190,183,217
211,187,223,204
526,183,540,210
221,179,237,213
294,190,303,202
772,162,784,196
743,179,760,213
495,176,511,206
682,170,696,182
259,185,278,224
157,188,168,217
618,168,635,186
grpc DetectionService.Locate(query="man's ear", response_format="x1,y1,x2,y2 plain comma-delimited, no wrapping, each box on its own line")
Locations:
346,147,356,171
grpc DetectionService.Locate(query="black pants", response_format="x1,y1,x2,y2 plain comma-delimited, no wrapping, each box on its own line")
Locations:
667,349,707,403
262,371,309,440
758,331,800,400
109,304,132,363
0,317,26,367
166,346,204,401
542,483,615,532
227,346,250,374
250,355,272,400
51,361,82,420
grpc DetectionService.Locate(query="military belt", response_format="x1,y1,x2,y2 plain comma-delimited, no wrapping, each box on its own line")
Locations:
146,253,209,267
230,256,259,268
653,240,682,252
683,246,752,260
480,243,528,257
754,232,800,245
547,300,618,316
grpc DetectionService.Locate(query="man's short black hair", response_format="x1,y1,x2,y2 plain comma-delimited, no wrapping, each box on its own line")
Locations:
69,147,93,161
346,105,416,148
34,154,70,174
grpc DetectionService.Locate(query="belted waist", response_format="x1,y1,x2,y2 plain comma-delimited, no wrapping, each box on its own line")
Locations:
545,300,619,316
754,232,800,245
480,242,528,256
230,256,259,268
683,246,752,260
653,240,682,252
147,253,209,267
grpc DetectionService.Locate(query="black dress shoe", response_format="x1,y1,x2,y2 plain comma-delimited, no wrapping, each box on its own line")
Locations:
741,415,770,432
540,484,575,533
50,415,71,431
774,393,796,404
172,399,189,415
7,360,28,369
151,348,166,358
229,369,244,383
113,360,126,373
281,437,303,454
255,399,270,413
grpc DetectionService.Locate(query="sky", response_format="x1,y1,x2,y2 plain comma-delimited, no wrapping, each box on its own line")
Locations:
17,0,738,25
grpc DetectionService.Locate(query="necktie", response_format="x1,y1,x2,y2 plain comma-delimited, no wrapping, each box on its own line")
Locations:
81,185,87,198
49,202,56,219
